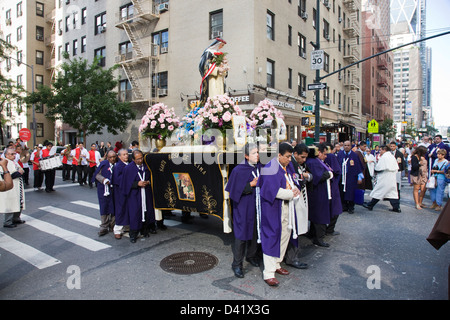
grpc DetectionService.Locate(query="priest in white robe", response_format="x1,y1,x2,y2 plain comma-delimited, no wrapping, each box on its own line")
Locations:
363,145,401,212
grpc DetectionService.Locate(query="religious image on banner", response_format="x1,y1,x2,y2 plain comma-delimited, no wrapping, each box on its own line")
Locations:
174,173,196,201
145,152,225,220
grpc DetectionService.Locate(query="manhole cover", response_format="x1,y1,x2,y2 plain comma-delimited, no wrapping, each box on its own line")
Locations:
160,252,219,275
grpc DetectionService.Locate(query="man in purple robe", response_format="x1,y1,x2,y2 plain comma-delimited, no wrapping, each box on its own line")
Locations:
92,150,117,236
306,144,338,247
257,143,300,287
324,143,343,236
111,149,129,239
337,140,364,214
225,143,262,278
285,143,310,270
122,150,156,243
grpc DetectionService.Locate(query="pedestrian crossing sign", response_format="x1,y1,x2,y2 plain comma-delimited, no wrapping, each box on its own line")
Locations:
368,119,379,133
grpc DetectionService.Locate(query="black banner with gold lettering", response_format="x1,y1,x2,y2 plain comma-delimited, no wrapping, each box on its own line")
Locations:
145,152,225,220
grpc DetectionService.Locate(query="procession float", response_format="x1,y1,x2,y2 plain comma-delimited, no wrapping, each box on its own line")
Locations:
141,38,287,233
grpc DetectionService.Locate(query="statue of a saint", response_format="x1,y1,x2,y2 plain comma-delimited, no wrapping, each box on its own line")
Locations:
199,38,229,104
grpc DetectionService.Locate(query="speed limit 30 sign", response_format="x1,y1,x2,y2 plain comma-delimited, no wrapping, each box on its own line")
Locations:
311,50,324,70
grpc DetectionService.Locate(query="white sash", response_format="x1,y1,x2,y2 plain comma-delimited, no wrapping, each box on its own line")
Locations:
103,164,113,197
285,172,301,239
137,167,146,222
252,169,262,244
342,158,349,192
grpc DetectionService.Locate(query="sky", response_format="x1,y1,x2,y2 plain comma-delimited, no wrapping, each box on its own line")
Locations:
426,0,450,127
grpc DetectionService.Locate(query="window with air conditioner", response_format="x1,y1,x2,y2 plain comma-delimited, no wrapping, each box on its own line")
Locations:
95,12,106,35
152,30,169,55
152,72,168,97
210,10,223,40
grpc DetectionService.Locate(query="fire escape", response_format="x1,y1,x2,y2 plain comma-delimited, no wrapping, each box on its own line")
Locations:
115,0,166,105
44,8,56,82
342,0,361,120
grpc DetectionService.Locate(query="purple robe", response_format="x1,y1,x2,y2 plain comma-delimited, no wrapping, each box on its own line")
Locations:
112,160,129,226
92,160,114,216
324,154,343,217
306,157,334,224
225,160,262,241
428,142,450,162
337,150,363,201
257,157,298,258
122,162,155,231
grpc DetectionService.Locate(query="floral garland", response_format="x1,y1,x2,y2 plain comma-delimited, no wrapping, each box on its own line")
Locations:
180,105,201,137
247,99,284,129
195,94,244,135
139,102,180,139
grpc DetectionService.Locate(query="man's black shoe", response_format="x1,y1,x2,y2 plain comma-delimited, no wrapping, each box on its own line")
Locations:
362,202,373,211
389,208,401,213
246,258,260,267
312,239,330,247
232,267,244,278
287,261,308,269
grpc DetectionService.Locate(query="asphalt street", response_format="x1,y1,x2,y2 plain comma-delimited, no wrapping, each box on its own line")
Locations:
0,170,449,302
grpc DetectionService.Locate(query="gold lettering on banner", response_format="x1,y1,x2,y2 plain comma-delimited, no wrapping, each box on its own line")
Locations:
159,160,167,172
194,164,207,175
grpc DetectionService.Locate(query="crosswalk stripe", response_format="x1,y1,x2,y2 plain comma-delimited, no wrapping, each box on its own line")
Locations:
21,214,111,252
39,206,100,228
0,232,61,269
71,200,99,210
24,183,79,193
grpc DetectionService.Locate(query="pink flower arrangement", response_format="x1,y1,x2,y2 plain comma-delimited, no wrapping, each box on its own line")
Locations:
139,103,180,139
195,94,244,135
247,99,284,129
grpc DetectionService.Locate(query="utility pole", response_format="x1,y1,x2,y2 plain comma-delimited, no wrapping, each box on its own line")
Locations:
314,0,321,143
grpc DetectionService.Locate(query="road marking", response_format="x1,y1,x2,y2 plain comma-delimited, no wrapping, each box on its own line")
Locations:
71,200,99,210
25,183,79,193
39,206,100,228
21,214,111,252
0,232,61,269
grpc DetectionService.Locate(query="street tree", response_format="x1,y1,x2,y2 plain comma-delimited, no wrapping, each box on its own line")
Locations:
26,53,135,143
379,118,396,141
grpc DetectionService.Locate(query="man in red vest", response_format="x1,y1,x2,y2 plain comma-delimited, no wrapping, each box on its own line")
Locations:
30,144,43,191
87,143,101,188
42,141,56,193
71,142,89,185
